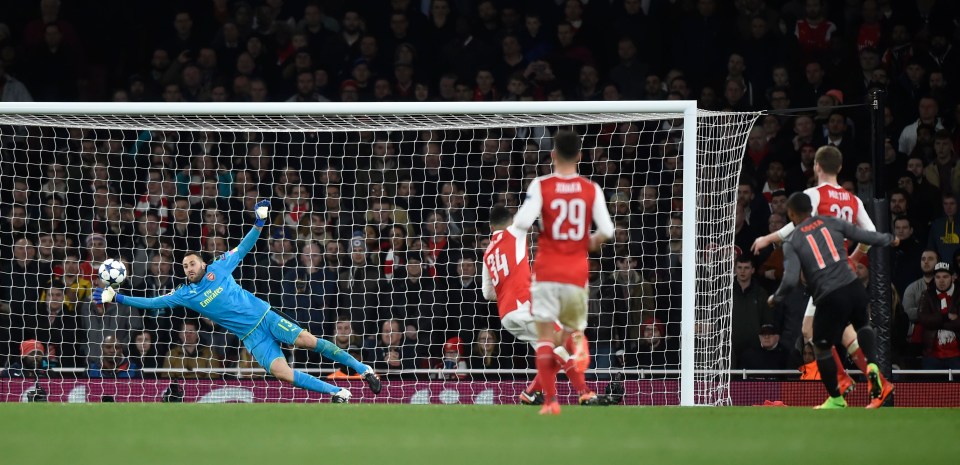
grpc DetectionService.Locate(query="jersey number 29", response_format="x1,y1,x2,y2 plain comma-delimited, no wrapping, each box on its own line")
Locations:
550,198,586,240
486,250,509,286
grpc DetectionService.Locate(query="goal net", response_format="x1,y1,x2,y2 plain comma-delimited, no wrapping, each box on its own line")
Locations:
0,102,758,406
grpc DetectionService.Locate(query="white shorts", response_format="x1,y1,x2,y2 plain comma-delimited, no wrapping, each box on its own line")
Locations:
804,297,816,318
531,281,588,331
501,308,538,347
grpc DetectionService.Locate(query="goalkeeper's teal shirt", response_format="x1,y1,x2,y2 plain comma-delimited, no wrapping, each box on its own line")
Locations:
119,226,270,340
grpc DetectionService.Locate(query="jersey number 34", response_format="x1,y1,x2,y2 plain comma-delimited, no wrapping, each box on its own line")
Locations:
486,251,510,286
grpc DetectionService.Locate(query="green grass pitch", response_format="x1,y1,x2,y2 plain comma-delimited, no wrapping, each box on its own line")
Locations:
0,404,957,465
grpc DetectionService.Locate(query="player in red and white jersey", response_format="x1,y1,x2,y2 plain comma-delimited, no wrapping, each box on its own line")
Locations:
752,146,892,408
512,130,615,415
481,206,597,407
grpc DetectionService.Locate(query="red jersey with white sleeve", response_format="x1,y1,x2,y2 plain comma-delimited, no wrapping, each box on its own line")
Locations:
512,174,615,287
481,226,532,320
776,182,876,241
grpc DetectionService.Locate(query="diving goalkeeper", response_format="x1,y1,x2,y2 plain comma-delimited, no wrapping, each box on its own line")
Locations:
93,200,380,402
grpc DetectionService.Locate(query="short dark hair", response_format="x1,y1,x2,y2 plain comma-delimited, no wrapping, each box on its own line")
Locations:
553,129,581,161
735,254,755,266
489,205,513,228
183,250,214,264
770,190,788,199
787,192,813,216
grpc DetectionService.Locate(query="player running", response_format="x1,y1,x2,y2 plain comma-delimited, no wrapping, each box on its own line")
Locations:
481,205,597,407
769,192,898,409
751,145,892,408
92,199,381,402
512,129,615,415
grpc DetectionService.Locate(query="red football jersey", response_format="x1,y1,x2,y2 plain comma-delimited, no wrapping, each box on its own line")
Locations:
514,174,614,287
806,183,870,228
482,227,532,319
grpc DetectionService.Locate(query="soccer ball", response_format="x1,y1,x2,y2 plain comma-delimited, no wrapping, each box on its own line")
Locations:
98,259,127,287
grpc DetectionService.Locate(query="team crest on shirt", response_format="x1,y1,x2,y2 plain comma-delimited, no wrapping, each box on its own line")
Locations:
206,272,216,281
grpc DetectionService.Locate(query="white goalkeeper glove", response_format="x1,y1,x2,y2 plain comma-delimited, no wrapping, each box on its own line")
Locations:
93,287,116,304
253,199,270,227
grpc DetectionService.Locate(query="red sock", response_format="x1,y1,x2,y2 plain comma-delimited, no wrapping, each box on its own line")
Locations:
831,346,850,380
849,346,869,374
535,341,559,403
526,374,542,394
562,358,590,395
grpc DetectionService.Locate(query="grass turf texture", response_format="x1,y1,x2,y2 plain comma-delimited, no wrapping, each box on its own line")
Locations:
0,405,956,465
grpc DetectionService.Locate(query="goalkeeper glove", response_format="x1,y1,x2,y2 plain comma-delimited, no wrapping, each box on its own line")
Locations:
93,287,122,304
253,199,270,227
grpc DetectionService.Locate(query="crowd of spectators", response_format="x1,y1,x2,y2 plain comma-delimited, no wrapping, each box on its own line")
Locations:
0,0,959,380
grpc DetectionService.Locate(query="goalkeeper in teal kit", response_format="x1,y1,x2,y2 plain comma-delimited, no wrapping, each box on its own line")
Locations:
93,200,380,402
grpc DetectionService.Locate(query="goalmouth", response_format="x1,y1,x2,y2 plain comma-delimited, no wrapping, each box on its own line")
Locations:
0,101,759,406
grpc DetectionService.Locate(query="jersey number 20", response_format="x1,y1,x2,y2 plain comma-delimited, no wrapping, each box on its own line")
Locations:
829,204,854,222
486,250,509,286
550,198,586,240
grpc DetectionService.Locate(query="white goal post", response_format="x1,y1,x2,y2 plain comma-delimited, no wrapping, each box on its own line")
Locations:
0,101,759,406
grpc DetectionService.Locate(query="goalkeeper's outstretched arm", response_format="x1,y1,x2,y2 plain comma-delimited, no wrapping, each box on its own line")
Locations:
93,286,180,309
215,199,271,271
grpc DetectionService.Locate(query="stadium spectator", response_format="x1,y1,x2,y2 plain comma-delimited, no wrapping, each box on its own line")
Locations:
80,274,143,364
254,227,299,309
390,255,437,328
445,255,489,339
81,234,109,283
0,58,33,101
138,254,179,353
431,336,468,380
162,320,222,379
900,96,944,155
130,330,160,374
468,329,510,373
282,240,335,339
628,317,678,371
928,194,960,263
131,210,164,288
32,283,82,369
918,262,960,370
169,197,202,256
600,255,655,351
732,255,770,368
0,238,44,359
892,216,925,295
88,335,141,379
758,213,788,288
365,319,417,374
338,233,384,335
739,324,790,372
1,340,53,379
46,252,92,313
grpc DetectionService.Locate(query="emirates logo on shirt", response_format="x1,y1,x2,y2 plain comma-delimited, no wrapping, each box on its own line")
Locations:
206,272,216,281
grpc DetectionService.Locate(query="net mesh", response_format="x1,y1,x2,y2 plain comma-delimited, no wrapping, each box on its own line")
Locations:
0,108,757,405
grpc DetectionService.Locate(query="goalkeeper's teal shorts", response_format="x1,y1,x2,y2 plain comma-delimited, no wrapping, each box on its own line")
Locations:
242,309,304,374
